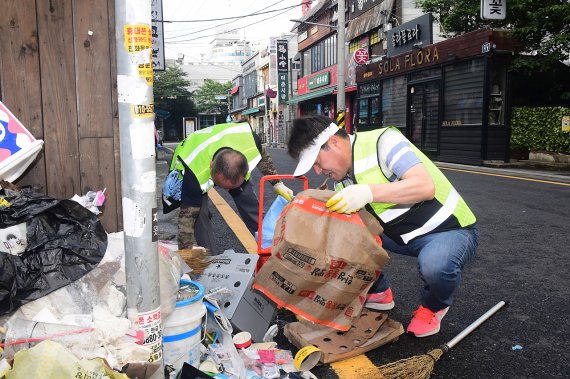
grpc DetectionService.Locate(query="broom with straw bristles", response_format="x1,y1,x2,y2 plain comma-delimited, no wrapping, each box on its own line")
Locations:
377,301,506,379
176,247,212,276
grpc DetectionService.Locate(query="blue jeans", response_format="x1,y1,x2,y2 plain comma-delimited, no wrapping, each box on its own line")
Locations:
370,227,479,311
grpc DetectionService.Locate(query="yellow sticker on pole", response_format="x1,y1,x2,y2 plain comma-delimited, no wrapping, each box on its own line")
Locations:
124,24,154,85
131,104,155,118
124,24,152,53
138,61,153,85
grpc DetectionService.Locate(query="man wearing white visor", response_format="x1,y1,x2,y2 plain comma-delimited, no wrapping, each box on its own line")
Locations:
287,115,478,337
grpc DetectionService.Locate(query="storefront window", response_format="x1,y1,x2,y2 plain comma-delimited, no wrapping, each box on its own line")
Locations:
382,76,407,131
358,99,369,128
489,60,507,126
303,35,338,75
303,51,311,77
370,97,380,125
301,100,334,119
443,59,484,126
356,81,380,130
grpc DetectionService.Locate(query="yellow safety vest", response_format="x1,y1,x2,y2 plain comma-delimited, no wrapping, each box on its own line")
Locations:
336,127,476,244
170,122,261,193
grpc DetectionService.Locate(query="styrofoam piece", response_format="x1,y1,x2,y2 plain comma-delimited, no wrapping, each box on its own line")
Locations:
0,101,44,182
0,139,43,182
196,250,259,318
195,250,276,342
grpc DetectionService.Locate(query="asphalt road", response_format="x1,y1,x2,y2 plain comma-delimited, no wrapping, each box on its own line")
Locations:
157,146,570,378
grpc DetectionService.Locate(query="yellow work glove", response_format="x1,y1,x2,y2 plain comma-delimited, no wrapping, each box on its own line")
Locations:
273,182,294,202
325,184,373,214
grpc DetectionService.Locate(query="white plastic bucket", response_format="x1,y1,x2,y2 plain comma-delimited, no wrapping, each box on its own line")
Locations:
163,280,206,370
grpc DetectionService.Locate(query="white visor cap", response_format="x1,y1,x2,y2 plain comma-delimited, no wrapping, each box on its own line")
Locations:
293,123,340,176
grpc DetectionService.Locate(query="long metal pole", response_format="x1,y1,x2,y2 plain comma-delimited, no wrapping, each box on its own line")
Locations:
336,0,346,128
115,0,163,375
264,78,269,143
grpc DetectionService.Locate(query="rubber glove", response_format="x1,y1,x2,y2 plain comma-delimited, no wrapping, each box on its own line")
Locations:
273,182,294,202
325,184,373,214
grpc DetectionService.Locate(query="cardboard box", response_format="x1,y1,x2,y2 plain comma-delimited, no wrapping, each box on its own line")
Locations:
195,250,276,342
284,309,404,364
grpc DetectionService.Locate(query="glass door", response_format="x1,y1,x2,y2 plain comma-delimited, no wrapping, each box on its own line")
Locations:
408,81,440,154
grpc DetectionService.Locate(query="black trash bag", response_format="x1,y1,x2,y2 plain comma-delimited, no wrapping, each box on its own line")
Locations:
0,188,108,315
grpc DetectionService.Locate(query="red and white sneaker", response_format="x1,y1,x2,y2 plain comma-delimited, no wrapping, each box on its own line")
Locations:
365,288,395,310
407,305,449,337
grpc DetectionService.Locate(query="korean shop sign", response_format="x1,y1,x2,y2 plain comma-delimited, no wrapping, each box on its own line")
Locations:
308,72,330,89
277,40,289,102
353,48,369,65
480,0,506,20
386,13,433,57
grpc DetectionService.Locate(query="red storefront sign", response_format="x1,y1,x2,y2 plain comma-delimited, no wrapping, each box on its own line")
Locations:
353,48,369,65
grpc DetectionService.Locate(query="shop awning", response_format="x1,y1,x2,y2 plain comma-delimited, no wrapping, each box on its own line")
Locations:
287,87,336,104
230,86,239,94
333,85,357,94
290,1,326,32
242,107,260,115
346,0,394,41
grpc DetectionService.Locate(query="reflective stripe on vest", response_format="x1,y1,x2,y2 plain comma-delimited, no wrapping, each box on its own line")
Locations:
170,122,261,193
350,127,476,244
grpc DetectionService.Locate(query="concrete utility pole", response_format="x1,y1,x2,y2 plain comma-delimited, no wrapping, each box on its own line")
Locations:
115,0,163,376
336,0,346,129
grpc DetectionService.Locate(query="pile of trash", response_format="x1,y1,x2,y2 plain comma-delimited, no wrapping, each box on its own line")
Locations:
0,174,403,378
0,185,320,379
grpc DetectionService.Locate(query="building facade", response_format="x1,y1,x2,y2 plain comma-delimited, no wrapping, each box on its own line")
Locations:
355,28,516,164
288,0,517,165
230,35,298,146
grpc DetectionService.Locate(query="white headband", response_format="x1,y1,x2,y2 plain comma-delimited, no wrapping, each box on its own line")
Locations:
293,123,339,176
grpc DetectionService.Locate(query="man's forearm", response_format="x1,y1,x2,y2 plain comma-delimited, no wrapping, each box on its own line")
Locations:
177,205,200,249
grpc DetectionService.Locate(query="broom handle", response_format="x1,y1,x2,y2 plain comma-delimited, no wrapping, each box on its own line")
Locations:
443,301,506,352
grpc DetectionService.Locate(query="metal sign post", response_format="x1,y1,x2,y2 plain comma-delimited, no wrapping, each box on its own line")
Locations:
115,0,164,375
336,0,346,129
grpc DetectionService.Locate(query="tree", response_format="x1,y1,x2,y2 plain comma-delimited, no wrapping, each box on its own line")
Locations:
193,79,232,119
417,0,570,71
153,65,196,141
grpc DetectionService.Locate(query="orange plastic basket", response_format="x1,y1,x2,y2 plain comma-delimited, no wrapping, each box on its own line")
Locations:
256,175,308,272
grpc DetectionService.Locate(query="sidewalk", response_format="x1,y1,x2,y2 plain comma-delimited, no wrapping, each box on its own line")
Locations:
471,158,570,183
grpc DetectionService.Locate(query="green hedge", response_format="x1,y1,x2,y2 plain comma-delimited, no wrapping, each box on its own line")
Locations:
511,107,570,153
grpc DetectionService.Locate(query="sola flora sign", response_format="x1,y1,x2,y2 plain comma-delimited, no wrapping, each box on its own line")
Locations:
361,46,440,79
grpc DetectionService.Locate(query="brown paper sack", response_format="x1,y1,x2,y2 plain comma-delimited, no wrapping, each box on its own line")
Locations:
253,189,389,331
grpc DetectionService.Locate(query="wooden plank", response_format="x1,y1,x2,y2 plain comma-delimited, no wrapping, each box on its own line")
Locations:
74,0,114,138
79,137,118,232
108,0,122,231
112,117,122,232
36,0,81,197
75,0,119,231
208,188,258,254
0,1,47,191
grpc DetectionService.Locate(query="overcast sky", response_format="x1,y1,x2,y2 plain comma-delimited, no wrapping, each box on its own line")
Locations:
161,0,306,61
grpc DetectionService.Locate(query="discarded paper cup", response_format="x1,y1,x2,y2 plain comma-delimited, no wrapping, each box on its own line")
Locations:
232,331,252,349
294,345,322,371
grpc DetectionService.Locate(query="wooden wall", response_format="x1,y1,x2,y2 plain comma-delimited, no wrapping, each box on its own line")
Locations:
0,0,122,232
